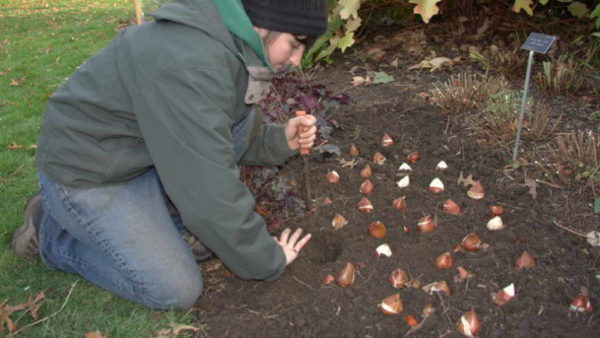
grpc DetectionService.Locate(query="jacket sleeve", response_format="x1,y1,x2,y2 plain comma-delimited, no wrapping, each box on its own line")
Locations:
238,121,297,166
134,65,286,281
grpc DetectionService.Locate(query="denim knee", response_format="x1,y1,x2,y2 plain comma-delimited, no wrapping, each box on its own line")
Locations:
145,266,203,310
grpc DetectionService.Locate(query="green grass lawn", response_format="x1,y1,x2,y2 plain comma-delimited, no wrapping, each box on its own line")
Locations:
0,0,194,336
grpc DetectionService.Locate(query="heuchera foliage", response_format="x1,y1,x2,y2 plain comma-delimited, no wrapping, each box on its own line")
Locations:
242,73,350,231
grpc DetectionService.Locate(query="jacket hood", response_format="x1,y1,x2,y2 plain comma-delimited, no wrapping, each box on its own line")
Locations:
151,0,270,67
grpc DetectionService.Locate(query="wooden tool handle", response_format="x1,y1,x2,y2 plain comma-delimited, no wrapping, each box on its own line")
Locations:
294,110,310,155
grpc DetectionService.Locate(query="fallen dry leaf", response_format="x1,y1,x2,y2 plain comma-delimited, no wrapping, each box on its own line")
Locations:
155,322,202,338
0,303,17,333
84,330,108,338
457,172,478,187
9,77,24,86
523,177,537,199
338,158,359,168
5,143,24,150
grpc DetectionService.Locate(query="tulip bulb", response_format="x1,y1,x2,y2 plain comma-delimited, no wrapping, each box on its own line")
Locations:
493,283,515,306
435,160,448,171
388,269,409,288
515,251,535,269
392,196,407,211
486,216,505,231
407,152,420,163
321,274,335,286
467,181,485,200
326,170,340,183
429,177,445,193
331,214,348,230
378,293,403,315
373,152,386,165
489,205,504,217
374,243,392,257
335,263,356,288
417,215,437,233
382,133,394,147
422,281,451,296
442,199,461,216
396,175,410,188
404,315,418,327
360,179,373,195
570,294,592,313
349,143,359,156
461,233,482,251
398,162,412,171
367,221,387,239
435,252,453,269
357,197,374,213
456,308,480,337
360,164,372,178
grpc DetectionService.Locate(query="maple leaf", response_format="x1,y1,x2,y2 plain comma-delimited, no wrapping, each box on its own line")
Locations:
512,0,534,16
338,0,360,20
409,0,442,24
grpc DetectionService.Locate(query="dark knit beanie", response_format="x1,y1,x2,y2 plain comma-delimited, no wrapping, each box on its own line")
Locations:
242,0,328,40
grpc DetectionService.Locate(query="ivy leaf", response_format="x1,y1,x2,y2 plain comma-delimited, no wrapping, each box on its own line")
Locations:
338,0,360,20
568,2,588,17
590,4,600,28
539,0,549,5
409,0,442,24
512,0,534,16
372,71,394,84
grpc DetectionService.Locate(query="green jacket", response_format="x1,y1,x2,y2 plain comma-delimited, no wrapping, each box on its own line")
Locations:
36,0,296,281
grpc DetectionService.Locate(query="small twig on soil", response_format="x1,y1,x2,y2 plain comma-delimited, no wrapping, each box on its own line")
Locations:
12,281,78,336
444,115,451,135
535,179,565,189
552,220,586,238
293,276,314,290
403,312,433,337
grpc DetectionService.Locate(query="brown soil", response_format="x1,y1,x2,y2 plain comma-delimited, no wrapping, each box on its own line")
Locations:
195,50,600,337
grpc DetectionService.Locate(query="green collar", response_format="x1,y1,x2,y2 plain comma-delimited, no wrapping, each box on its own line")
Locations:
211,0,272,69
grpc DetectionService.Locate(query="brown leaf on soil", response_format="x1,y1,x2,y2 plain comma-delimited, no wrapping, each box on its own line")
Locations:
523,177,537,199
84,330,109,338
457,172,477,187
338,158,358,168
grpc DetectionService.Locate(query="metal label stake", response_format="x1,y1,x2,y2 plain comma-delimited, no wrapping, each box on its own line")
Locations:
512,32,556,162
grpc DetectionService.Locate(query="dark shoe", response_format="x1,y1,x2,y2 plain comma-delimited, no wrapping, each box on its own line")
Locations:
10,192,43,259
182,230,213,262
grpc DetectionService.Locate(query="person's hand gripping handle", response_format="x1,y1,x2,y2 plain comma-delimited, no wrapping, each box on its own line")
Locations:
294,110,311,155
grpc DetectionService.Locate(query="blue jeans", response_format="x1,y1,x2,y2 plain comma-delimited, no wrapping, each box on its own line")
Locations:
38,168,203,310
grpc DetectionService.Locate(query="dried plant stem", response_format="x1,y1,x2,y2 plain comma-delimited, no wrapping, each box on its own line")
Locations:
552,220,586,238
12,281,78,336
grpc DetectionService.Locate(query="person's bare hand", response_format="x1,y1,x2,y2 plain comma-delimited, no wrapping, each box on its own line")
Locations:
273,228,311,265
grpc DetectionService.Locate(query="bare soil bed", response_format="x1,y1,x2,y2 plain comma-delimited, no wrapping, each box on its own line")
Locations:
194,48,599,337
